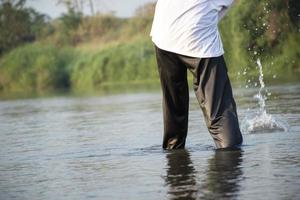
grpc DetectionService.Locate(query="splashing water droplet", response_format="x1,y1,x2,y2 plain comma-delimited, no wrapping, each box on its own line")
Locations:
241,59,289,134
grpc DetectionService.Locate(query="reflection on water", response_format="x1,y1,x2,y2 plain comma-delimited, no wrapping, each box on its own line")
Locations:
0,84,300,199
165,150,197,200
165,149,243,200
201,150,243,199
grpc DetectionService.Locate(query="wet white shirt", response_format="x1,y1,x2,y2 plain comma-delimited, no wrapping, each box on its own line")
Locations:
150,0,234,58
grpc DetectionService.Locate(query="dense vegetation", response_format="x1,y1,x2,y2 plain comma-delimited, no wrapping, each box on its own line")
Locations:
0,0,299,96
220,0,300,78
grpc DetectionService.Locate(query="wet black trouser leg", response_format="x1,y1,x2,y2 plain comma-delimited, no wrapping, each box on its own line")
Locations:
155,46,243,149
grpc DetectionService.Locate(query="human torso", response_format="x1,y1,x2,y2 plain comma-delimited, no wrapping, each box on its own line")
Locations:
151,0,233,57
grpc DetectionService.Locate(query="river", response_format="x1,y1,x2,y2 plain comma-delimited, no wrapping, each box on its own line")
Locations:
0,83,300,199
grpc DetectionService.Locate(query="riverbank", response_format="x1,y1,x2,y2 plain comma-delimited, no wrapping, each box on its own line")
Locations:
0,1,299,97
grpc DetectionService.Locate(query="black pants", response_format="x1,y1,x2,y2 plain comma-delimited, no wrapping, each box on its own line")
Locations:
155,46,243,149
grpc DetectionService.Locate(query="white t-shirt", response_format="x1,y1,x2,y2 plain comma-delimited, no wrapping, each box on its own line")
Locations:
150,0,234,58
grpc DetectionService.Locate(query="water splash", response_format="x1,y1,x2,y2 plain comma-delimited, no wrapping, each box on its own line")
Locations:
256,59,266,113
241,59,288,134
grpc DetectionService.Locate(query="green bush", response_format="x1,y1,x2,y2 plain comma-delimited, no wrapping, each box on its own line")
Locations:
69,38,158,91
0,0,48,54
219,0,300,79
0,43,73,93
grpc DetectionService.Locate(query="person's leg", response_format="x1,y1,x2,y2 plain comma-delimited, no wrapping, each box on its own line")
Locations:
155,46,189,149
190,56,243,149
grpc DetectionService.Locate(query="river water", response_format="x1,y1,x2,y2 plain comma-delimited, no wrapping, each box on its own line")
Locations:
0,83,300,200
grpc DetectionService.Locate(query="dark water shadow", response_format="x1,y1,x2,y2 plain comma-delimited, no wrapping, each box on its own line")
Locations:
164,149,198,200
200,149,244,199
164,149,244,200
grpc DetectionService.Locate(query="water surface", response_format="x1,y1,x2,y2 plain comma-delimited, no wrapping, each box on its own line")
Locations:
0,84,300,199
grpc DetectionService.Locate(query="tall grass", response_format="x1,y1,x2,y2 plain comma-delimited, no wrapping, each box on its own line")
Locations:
69,38,158,92
0,43,74,94
0,38,159,94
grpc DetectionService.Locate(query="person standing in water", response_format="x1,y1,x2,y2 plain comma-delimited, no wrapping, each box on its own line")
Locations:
151,0,243,149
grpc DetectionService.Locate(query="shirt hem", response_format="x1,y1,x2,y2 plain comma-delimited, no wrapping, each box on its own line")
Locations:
152,39,224,58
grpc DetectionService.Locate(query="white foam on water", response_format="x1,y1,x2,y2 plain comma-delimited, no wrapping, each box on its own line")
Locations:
242,110,288,133
241,59,289,134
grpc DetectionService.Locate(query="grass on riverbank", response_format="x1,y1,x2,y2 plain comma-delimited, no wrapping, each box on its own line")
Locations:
1,36,298,98
0,37,159,95
0,0,299,97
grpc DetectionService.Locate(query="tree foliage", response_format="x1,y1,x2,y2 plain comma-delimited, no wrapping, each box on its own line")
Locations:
0,0,48,54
